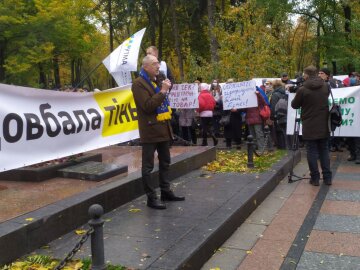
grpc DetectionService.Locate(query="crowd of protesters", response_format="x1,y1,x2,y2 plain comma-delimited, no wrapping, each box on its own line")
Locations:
171,69,360,168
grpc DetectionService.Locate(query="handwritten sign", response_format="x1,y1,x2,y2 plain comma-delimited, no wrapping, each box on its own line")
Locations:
222,80,258,110
168,83,199,109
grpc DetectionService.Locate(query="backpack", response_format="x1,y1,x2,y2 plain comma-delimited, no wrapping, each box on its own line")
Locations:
328,85,342,132
275,94,288,125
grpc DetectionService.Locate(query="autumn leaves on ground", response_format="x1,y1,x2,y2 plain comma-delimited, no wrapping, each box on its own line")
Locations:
204,149,287,173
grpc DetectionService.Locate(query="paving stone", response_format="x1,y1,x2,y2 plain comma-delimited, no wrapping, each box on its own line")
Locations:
222,223,266,250
200,247,246,270
326,189,360,202
297,251,360,270
101,234,172,269
314,214,360,234
245,195,287,225
332,172,360,181
270,179,300,198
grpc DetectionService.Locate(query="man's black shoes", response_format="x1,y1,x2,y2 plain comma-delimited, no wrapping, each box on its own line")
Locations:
147,198,166,210
161,190,185,201
309,179,319,186
324,180,332,185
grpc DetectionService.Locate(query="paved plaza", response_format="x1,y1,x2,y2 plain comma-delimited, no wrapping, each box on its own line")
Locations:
1,144,359,270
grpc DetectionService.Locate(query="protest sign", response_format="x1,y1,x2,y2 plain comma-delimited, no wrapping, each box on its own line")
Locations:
286,86,360,136
221,80,257,110
168,83,199,109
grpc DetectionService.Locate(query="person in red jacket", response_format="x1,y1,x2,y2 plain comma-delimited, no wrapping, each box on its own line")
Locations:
245,91,267,150
198,83,218,146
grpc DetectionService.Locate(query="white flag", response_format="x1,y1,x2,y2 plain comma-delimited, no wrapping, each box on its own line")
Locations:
111,70,133,86
102,28,146,73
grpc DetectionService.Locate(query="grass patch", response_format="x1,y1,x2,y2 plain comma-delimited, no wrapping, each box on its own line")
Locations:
203,149,287,173
0,255,129,270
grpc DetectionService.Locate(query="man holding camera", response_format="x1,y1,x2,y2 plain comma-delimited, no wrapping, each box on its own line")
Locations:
291,65,332,186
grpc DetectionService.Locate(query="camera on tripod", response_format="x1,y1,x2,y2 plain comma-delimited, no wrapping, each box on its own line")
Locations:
286,76,304,93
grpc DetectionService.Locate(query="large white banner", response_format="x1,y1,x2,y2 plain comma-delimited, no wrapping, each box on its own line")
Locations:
168,83,199,109
221,80,258,110
286,86,360,137
0,84,139,172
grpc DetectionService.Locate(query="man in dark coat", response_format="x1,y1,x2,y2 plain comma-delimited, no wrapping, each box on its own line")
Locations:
131,55,185,209
291,65,332,186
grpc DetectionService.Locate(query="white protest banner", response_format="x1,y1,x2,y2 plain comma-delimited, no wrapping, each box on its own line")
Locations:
168,83,199,109
286,86,360,136
333,75,347,82
0,83,139,172
221,80,258,110
252,78,279,86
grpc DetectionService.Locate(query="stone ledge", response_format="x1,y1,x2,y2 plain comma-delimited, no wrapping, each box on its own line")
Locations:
0,153,102,182
0,146,216,266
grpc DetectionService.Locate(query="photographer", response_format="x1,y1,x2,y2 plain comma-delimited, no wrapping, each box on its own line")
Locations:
291,65,332,186
318,67,344,152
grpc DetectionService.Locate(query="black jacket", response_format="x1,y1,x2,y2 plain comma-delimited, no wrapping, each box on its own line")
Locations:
270,86,287,120
291,77,330,140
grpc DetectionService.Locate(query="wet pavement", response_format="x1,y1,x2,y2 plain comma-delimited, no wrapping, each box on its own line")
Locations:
2,141,360,270
0,145,194,222
27,145,295,269
203,150,360,270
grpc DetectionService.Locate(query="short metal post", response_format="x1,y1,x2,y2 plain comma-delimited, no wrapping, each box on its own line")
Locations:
264,125,270,139
247,135,255,168
88,204,106,270
263,125,270,150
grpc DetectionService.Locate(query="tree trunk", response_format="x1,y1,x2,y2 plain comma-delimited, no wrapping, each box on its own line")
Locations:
0,40,5,82
108,0,115,88
315,19,321,69
146,0,157,46
170,0,184,80
38,63,47,89
343,4,351,35
207,0,219,63
53,56,60,88
71,58,82,88
158,0,164,59
71,59,75,86
76,58,82,87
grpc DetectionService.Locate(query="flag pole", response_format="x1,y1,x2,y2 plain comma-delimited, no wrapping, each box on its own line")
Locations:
74,62,103,90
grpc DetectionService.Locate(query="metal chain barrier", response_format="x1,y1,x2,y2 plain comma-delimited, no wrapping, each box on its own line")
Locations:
253,130,270,157
54,227,94,270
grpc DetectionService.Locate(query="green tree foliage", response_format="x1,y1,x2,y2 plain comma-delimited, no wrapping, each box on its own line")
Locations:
0,0,103,88
290,0,360,73
1,0,360,88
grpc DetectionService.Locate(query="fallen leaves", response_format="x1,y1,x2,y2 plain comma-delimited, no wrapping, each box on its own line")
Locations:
129,208,141,213
202,149,286,173
75,229,87,235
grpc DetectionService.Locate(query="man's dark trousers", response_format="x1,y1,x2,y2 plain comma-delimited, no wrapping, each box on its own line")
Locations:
305,138,332,182
142,141,171,199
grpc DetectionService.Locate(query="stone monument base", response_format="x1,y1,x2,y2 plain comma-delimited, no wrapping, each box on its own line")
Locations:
58,161,128,181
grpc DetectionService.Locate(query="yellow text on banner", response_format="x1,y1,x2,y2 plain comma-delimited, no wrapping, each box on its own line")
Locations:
94,89,138,137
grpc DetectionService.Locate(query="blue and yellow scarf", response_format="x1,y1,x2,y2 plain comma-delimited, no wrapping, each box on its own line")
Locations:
139,68,172,121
